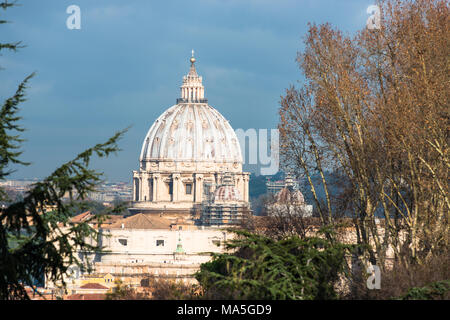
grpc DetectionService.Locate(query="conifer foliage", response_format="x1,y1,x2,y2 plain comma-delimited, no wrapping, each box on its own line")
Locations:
0,2,126,299
196,230,354,300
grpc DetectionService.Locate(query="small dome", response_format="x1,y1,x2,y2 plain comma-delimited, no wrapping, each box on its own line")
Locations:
213,185,242,202
276,187,305,204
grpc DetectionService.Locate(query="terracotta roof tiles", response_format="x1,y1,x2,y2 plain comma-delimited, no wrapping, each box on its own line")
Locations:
106,213,171,230
80,283,109,290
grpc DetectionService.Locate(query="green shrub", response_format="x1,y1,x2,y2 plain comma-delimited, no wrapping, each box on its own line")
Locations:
195,230,353,300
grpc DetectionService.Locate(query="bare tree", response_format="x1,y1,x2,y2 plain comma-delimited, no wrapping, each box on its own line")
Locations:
279,0,449,273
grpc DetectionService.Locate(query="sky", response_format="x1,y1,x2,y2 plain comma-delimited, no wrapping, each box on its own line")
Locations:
1,0,375,182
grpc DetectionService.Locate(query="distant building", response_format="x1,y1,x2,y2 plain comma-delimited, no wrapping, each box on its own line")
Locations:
266,173,313,217
87,182,132,203
266,173,299,194
267,187,313,217
266,179,286,194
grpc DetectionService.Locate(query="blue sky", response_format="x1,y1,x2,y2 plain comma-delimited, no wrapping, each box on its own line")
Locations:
1,0,374,182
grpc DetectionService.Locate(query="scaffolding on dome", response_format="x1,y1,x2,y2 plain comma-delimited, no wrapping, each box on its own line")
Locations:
200,202,245,226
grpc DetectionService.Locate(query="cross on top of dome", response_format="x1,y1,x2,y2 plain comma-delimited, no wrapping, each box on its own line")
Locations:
188,49,197,77
178,50,207,103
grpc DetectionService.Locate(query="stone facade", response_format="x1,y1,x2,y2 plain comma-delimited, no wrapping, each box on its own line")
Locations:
97,227,228,264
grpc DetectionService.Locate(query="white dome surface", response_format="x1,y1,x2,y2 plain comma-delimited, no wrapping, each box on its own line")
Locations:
140,103,242,163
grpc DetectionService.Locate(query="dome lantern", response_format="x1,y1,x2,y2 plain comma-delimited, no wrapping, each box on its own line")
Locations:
178,49,206,103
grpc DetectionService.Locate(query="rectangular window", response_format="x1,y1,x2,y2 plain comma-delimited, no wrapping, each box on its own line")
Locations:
156,240,165,247
185,183,192,194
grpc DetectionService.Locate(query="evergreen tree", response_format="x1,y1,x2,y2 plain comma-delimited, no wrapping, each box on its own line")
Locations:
195,229,354,300
0,2,126,299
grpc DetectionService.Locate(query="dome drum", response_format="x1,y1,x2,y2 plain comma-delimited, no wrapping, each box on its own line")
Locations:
139,159,243,174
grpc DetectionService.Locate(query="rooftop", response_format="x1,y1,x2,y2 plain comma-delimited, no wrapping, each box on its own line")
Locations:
106,213,172,230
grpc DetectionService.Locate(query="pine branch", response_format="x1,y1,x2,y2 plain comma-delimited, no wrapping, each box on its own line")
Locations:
0,128,127,299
